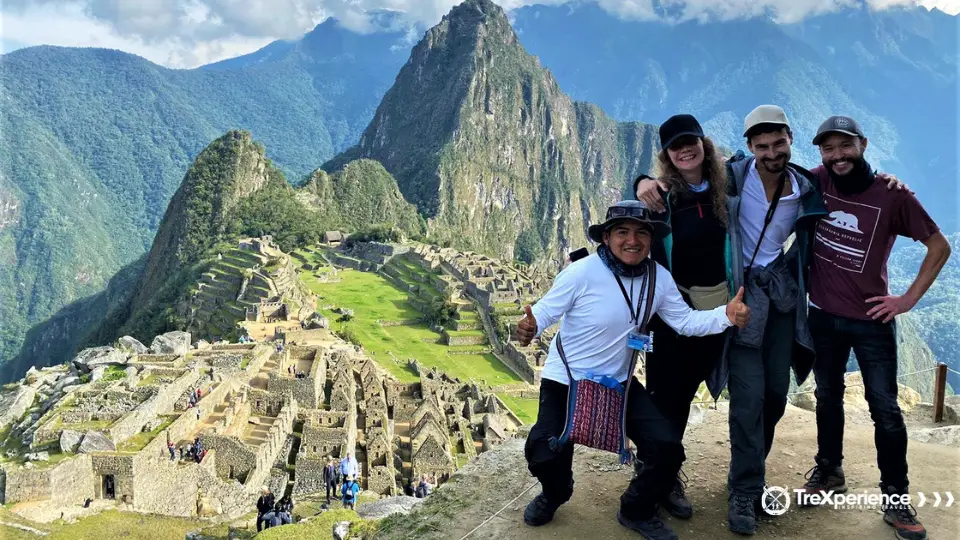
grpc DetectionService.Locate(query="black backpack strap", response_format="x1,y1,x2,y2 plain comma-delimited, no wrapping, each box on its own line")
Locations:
638,258,658,334
746,172,788,274
555,334,574,384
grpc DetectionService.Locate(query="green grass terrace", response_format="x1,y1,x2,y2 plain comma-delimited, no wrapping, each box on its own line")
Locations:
300,268,522,386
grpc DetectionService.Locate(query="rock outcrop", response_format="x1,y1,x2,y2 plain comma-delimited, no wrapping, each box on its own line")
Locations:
71,346,128,373
118,336,149,354
78,431,116,453
60,429,84,453
150,331,191,355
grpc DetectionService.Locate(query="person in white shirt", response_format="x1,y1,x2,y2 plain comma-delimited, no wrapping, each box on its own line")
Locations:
515,200,749,540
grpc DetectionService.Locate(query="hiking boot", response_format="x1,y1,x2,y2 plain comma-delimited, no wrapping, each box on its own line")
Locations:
882,487,927,540
796,458,847,507
617,510,679,540
661,470,693,520
728,494,757,535
524,493,562,526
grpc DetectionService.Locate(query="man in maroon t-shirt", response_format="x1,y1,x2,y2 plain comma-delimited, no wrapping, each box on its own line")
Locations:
798,115,951,540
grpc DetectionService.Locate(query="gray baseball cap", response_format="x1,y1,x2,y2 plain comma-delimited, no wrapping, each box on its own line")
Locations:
812,115,865,145
743,105,790,137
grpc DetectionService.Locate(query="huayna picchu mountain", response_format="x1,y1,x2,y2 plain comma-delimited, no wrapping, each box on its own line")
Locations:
2,132,421,382
324,0,658,264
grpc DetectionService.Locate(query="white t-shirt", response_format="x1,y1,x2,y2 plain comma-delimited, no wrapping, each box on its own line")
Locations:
739,161,801,269
531,254,732,385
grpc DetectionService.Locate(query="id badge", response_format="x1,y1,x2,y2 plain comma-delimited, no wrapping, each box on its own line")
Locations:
627,331,654,353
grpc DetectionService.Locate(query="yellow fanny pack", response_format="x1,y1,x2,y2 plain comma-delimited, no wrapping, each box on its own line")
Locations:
677,282,729,310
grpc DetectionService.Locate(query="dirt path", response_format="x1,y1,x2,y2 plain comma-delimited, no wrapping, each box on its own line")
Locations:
377,405,960,540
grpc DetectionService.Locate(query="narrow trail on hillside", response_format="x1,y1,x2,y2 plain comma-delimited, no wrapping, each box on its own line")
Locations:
376,405,960,540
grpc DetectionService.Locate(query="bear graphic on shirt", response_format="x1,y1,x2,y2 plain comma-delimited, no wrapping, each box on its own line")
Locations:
823,211,863,234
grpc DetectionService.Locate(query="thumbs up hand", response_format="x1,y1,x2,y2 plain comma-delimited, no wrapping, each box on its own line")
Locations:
515,305,538,347
725,287,750,329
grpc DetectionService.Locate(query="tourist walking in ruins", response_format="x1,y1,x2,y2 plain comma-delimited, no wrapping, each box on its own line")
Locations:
793,116,949,540
340,451,358,480
635,105,907,535
167,441,176,461
324,457,339,503
256,487,275,532
341,475,361,510
515,200,749,540
629,114,733,520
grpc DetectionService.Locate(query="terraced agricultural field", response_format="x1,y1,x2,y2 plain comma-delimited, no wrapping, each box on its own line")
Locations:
299,268,522,386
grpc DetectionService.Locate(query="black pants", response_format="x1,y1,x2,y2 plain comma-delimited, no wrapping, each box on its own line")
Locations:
728,307,795,497
326,481,338,501
809,307,908,491
524,377,684,520
646,315,726,441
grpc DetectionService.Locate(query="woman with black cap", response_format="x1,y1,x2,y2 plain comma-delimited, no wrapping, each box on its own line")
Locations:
633,113,732,521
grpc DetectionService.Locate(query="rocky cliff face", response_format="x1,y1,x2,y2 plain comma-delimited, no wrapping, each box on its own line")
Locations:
325,0,657,265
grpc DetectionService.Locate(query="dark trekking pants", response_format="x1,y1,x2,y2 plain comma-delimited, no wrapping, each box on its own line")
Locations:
728,307,794,497
646,315,726,440
809,307,908,491
525,377,685,520
326,481,337,502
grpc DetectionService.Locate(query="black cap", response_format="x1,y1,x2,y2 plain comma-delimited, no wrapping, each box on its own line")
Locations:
812,115,865,145
659,114,704,150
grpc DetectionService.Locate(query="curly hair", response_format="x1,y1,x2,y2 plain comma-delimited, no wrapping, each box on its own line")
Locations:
654,136,728,225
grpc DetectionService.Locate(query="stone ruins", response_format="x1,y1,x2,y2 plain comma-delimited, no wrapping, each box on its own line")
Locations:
0,326,522,521
189,237,315,343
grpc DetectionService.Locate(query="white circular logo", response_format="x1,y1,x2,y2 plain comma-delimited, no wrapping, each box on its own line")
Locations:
761,486,791,516
834,117,851,128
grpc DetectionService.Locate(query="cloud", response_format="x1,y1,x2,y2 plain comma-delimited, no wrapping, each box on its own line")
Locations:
1,1,955,68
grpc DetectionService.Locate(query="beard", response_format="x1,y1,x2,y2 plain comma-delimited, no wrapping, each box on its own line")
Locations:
825,156,872,194
824,154,866,176
759,153,789,174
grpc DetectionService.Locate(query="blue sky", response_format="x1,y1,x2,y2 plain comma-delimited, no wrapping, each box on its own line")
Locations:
1,1,956,68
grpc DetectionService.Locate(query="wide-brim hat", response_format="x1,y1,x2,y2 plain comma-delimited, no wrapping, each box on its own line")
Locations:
588,200,671,243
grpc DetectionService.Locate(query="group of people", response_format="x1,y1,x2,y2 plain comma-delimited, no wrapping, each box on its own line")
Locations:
187,387,203,408
323,452,362,508
256,487,295,531
287,364,307,379
404,474,434,498
515,106,950,540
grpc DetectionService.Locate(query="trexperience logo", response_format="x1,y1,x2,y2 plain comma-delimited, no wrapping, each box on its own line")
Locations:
761,486,791,516
790,488,955,511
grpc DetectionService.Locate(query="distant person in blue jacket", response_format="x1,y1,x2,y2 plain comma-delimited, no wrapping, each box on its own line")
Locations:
341,475,361,510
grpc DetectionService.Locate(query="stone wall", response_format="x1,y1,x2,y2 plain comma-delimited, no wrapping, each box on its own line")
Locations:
91,454,136,501
501,342,540,385
248,388,286,417
110,367,200,444
132,448,254,518
443,332,487,346
164,379,238,445
291,456,326,497
242,344,274,379
203,434,257,483
266,373,322,409
2,467,52,503
50,453,95,506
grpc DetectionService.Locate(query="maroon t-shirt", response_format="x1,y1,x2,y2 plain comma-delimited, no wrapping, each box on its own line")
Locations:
809,166,939,321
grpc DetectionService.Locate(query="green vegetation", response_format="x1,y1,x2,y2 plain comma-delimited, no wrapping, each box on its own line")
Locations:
0,508,225,540
101,365,128,382
300,267,521,386
117,416,177,453
0,29,411,379
495,393,540,424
